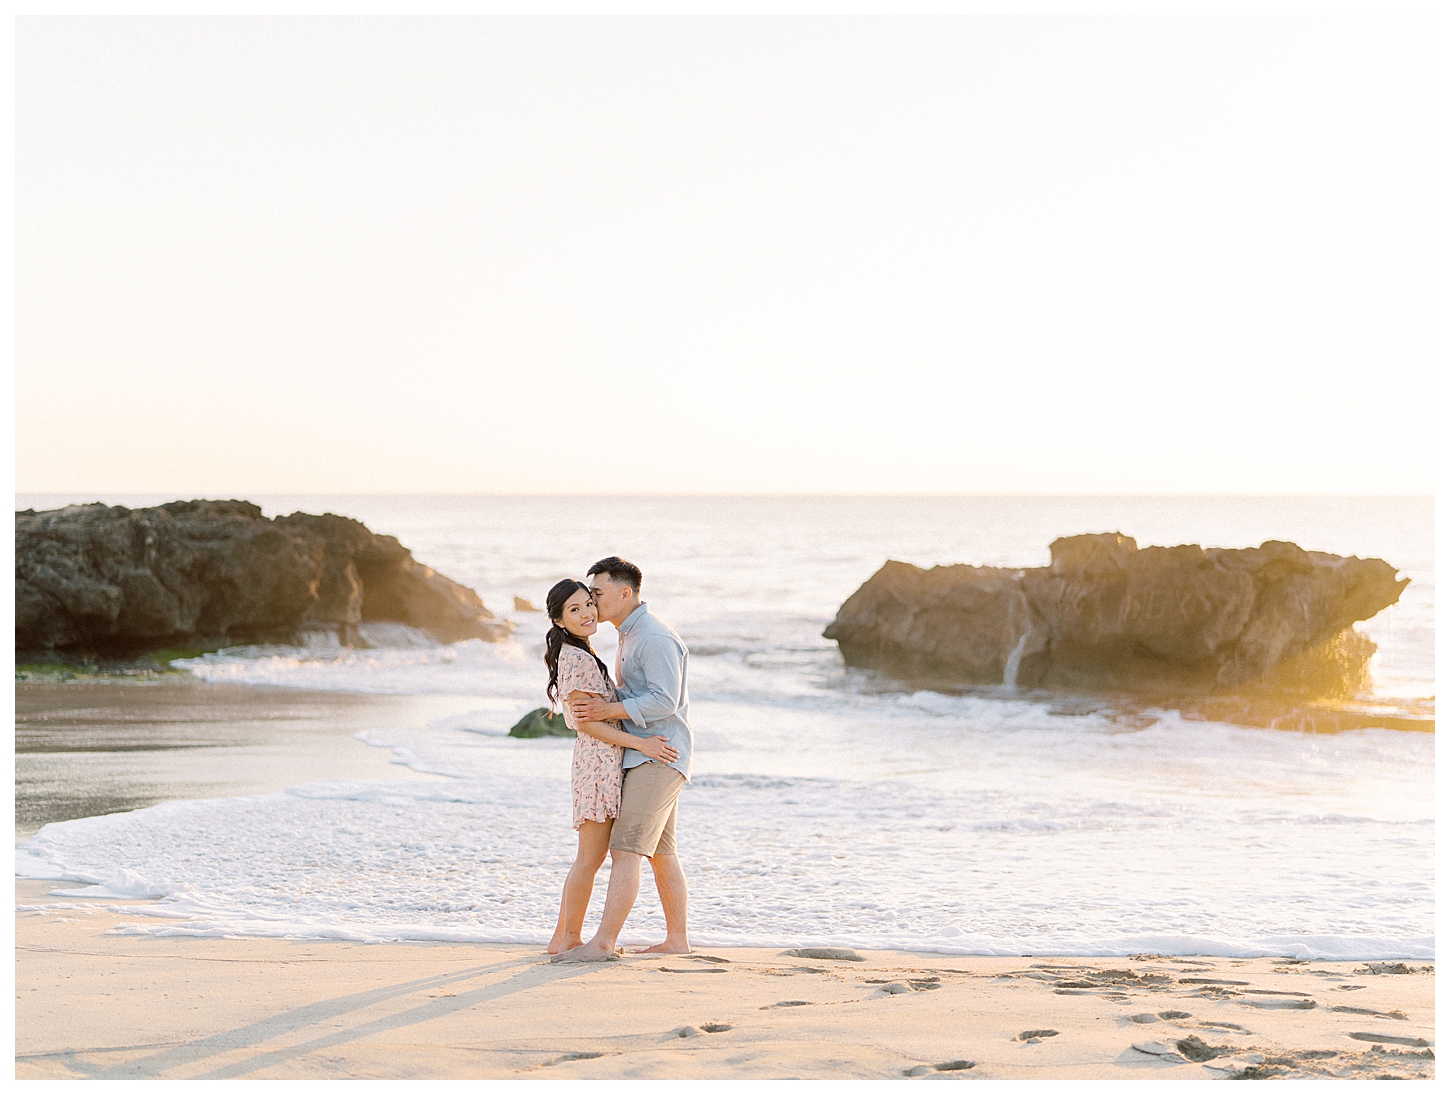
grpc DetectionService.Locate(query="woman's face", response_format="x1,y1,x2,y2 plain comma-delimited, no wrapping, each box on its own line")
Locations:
555,587,598,638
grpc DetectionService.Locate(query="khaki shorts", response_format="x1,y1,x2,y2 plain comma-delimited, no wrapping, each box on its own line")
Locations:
609,761,686,858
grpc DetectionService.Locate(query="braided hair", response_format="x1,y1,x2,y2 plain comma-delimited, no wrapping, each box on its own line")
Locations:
544,578,612,707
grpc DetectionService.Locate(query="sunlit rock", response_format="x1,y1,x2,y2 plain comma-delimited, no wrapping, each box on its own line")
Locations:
824,533,1407,696
15,500,513,657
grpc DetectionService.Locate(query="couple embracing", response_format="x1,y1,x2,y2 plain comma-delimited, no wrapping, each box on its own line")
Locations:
542,556,692,962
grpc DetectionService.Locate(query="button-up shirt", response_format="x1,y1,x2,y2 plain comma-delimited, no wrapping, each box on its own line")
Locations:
615,602,692,780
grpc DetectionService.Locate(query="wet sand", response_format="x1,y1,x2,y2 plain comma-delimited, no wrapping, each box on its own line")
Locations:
14,880,1434,1080
15,680,473,842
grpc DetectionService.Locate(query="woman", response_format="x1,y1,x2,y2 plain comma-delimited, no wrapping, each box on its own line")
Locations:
543,578,678,954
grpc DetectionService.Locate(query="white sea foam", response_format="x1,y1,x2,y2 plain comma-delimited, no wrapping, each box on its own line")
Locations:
16,703,1435,958
173,631,537,699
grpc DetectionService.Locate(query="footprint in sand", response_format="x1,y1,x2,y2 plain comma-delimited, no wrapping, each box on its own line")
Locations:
545,1052,606,1066
1201,1058,1286,1079
782,948,865,962
657,966,726,974
1346,1032,1432,1048
865,977,938,994
1018,1029,1059,1043
903,1060,975,1076
1173,1035,1234,1062
1178,977,1249,986
1240,997,1316,1010
762,1000,813,1009
1355,963,1418,976
1331,1006,1407,1020
1129,1041,1187,1063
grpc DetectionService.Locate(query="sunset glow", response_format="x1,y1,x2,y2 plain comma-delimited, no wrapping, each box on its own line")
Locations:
16,14,1435,495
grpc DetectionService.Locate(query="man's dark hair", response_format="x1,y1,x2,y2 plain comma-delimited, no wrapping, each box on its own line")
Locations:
587,556,642,593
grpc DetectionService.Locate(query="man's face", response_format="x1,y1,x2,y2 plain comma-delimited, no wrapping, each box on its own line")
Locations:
588,573,635,625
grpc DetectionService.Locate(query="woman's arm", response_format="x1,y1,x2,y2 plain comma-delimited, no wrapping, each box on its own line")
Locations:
568,691,678,762
577,720,679,762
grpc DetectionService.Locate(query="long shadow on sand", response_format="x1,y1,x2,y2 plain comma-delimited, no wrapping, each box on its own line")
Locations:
36,954,599,1080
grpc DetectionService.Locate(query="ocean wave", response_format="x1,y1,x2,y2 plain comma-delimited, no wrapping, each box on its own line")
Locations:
15,728,1434,960
174,635,537,697
168,625,1430,745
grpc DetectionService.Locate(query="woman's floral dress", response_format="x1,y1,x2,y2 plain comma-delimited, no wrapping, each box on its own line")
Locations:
556,644,624,828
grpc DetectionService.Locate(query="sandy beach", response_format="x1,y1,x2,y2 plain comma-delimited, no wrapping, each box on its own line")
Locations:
15,878,1434,1081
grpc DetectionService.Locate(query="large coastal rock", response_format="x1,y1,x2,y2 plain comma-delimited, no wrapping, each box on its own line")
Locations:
16,500,513,656
824,534,1407,696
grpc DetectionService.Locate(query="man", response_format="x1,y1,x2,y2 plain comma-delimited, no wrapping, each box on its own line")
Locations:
553,556,693,961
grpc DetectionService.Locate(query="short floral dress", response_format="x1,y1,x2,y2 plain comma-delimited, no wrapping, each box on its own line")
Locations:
556,644,624,828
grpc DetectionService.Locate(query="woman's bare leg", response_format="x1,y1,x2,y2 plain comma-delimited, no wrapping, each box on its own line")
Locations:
547,819,613,954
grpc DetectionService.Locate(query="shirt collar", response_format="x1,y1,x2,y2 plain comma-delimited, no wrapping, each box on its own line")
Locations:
619,602,648,634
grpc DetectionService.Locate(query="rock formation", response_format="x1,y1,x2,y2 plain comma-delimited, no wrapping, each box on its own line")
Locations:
16,500,513,657
508,707,573,738
824,533,1407,696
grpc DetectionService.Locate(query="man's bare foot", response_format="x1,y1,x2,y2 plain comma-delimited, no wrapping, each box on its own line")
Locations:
551,940,621,963
629,940,692,955
546,934,582,955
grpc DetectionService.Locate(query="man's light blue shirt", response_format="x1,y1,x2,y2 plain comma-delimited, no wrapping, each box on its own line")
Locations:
615,602,692,781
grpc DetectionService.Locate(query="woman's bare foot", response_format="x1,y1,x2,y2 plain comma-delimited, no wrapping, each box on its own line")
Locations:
546,933,582,955
630,939,691,955
551,939,621,963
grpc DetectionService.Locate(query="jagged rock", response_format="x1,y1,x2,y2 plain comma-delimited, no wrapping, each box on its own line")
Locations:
821,561,1037,685
15,500,513,656
508,707,573,738
824,533,1407,696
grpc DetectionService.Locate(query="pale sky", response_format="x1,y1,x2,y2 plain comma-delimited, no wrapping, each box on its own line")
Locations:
15,12,1437,495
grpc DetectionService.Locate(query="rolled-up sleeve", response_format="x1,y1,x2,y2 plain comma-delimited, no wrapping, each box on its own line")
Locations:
619,634,685,728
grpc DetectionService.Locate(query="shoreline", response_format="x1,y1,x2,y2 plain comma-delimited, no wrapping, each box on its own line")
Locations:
13,870,1434,961
15,679,474,843
16,678,1433,962
16,881,1434,1081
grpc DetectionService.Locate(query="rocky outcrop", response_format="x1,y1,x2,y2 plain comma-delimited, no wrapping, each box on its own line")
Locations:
508,707,573,738
824,533,1407,696
16,500,513,656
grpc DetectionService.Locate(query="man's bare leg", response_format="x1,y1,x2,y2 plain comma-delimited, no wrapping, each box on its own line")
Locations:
552,850,642,962
630,853,690,954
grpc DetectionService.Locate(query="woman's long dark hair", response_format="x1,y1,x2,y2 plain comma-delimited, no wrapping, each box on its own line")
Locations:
544,578,612,707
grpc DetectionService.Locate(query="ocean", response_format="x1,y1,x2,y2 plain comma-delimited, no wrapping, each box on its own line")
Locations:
14,494,1435,959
